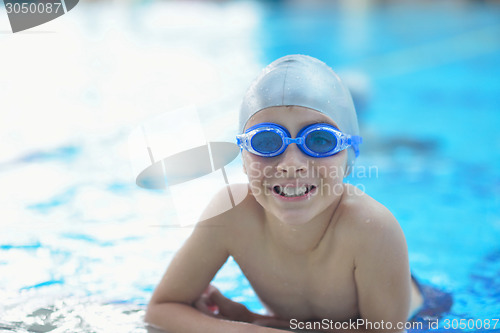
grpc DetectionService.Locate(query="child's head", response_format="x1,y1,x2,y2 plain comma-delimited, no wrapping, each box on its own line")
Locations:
236,55,362,224
239,55,361,174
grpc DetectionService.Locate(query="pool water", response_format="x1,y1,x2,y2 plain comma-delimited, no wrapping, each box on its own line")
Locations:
1,1,499,332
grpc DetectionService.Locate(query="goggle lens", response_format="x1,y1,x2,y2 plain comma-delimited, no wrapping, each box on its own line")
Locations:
252,130,282,154
305,130,337,154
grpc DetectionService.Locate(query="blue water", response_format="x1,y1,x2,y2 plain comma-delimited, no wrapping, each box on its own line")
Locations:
1,1,499,332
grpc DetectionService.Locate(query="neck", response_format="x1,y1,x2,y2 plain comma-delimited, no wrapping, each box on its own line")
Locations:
264,194,342,256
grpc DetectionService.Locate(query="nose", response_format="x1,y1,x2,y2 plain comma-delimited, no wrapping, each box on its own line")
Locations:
276,144,308,176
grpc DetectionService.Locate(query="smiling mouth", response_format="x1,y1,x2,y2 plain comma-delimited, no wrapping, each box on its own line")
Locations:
273,185,316,197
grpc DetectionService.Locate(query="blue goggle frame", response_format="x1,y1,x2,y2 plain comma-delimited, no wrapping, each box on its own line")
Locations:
236,122,362,158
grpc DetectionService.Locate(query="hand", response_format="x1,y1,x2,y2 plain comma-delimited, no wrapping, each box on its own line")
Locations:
194,285,291,329
194,284,254,323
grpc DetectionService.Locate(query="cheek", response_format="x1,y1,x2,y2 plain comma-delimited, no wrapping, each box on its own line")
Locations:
331,151,348,174
243,153,270,181
315,153,347,180
242,155,271,198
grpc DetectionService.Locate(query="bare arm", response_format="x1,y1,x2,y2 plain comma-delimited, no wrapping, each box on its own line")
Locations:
347,206,412,333
146,302,288,333
144,188,291,333
304,203,412,333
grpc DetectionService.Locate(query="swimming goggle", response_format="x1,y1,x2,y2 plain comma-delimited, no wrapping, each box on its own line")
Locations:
236,122,362,158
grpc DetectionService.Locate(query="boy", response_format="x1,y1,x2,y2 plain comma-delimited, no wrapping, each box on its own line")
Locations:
144,55,423,332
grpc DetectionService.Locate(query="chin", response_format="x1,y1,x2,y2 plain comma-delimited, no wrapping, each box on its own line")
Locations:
272,209,319,226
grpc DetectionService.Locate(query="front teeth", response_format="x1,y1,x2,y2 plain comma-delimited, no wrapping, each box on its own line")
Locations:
283,186,307,197
276,186,309,197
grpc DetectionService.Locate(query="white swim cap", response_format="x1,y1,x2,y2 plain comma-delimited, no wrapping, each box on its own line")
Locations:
239,54,361,173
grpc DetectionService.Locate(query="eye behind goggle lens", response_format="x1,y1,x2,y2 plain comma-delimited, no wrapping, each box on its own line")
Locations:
252,131,283,154
305,130,337,154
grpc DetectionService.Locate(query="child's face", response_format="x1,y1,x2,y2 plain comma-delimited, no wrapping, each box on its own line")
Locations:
242,106,348,225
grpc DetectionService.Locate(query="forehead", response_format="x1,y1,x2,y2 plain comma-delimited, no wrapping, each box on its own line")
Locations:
245,106,340,131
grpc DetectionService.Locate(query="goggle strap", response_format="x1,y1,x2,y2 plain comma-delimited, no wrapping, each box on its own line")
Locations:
348,135,362,157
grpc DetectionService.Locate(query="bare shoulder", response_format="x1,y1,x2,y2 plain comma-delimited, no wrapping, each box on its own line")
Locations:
336,185,412,323
335,183,406,254
198,183,252,223
198,183,259,223
196,183,263,247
